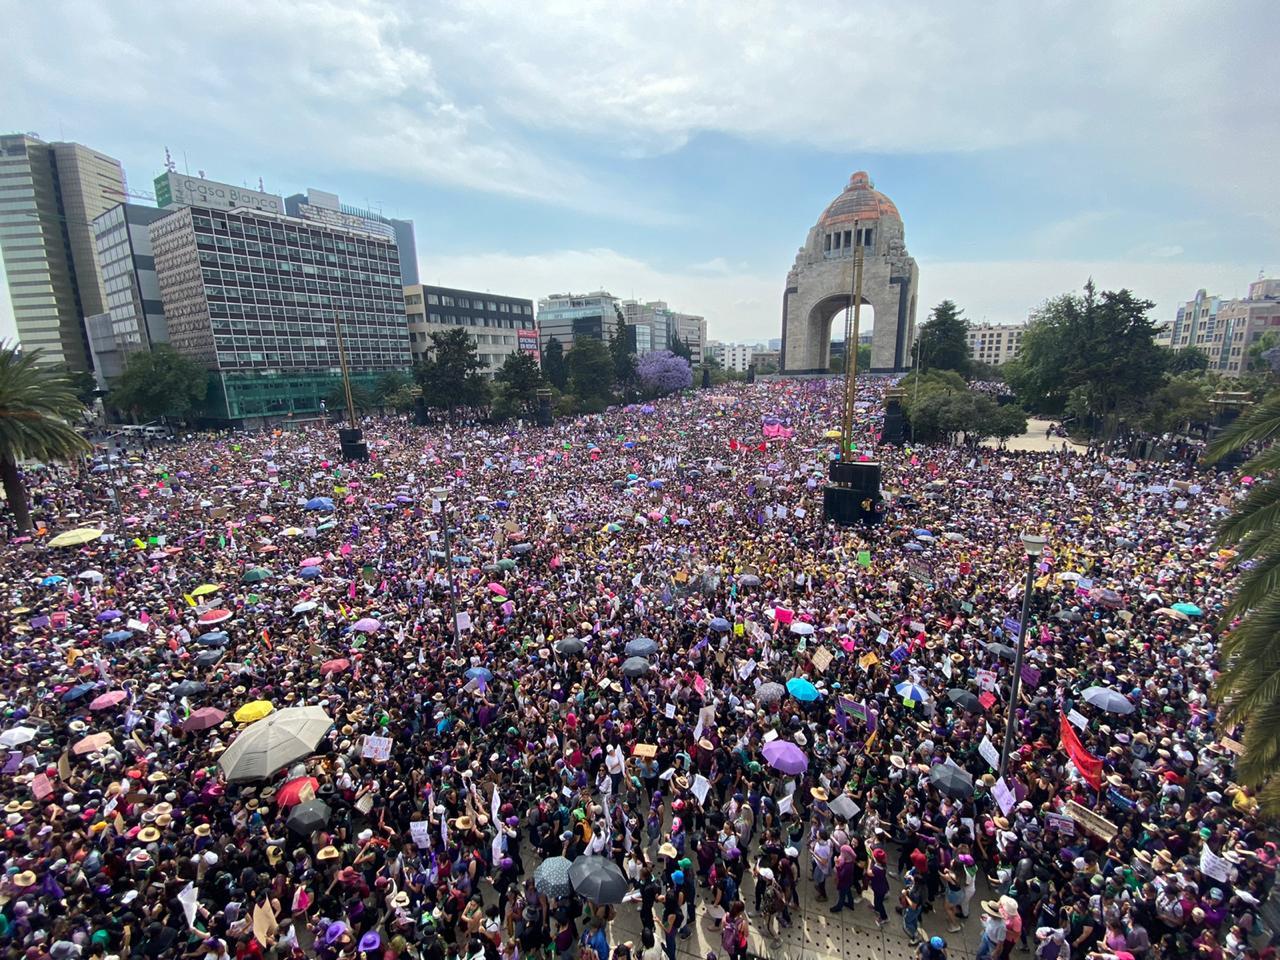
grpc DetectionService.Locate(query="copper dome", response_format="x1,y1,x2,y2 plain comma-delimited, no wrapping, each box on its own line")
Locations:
818,171,900,226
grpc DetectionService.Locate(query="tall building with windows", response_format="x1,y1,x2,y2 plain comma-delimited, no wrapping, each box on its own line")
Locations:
286,189,418,285
85,203,170,384
964,322,1025,366
1170,289,1221,352
621,298,707,362
537,291,622,352
149,204,409,425
0,133,125,369
1197,278,1280,377
403,285,536,376
707,341,755,373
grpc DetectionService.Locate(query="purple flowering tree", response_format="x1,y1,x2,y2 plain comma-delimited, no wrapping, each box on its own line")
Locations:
636,350,692,398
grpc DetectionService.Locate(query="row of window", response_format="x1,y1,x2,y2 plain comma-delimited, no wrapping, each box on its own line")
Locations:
421,312,531,330
425,293,532,314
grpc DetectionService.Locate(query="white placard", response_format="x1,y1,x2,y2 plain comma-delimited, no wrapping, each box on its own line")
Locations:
362,735,393,761
1199,844,1230,883
1067,709,1088,730
777,794,793,815
979,736,1000,771
691,774,711,806
992,777,1016,816
828,795,859,820
410,820,433,848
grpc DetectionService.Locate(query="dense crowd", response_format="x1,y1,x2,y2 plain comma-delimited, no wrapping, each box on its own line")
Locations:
0,378,1269,960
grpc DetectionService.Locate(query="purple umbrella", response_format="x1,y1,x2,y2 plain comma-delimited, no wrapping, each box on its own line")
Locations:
352,618,380,633
95,610,123,622
761,739,808,775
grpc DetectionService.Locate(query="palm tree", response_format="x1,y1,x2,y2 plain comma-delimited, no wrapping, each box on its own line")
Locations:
1205,390,1280,803
0,345,91,531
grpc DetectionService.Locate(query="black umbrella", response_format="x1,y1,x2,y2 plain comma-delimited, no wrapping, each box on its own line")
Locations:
173,681,207,698
929,763,974,799
621,656,651,678
194,650,222,667
287,798,332,834
569,855,629,904
624,637,657,658
738,574,761,587
946,689,982,713
554,638,586,656
534,856,573,898
986,642,1017,661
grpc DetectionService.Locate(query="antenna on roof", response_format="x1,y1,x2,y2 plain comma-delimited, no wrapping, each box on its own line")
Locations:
164,147,176,173
258,177,264,192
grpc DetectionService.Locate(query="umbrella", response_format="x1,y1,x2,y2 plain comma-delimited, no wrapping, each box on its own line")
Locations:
48,528,103,548
738,574,760,587
986,642,1017,661
299,566,322,580
754,681,786,704
1082,686,1135,715
895,681,929,703
786,677,820,702
217,706,333,783
497,559,517,571
276,775,321,807
554,638,585,656
1172,602,1202,616
761,739,809,775
39,575,65,587
191,583,222,598
197,631,228,647
305,497,335,511
568,856,629,905
321,658,350,675
241,568,272,583
929,763,974,799
287,798,332,834
89,690,127,711
621,657,651,678
0,727,36,748
180,707,227,732
173,680,207,698
709,617,731,632
789,621,815,636
1155,607,1190,622
102,630,133,645
487,582,508,596
1057,572,1082,582
292,601,318,615
234,700,276,724
534,856,573,898
300,556,323,568
198,609,232,626
624,637,657,658
465,667,493,682
352,618,381,633
77,570,104,582
946,689,982,713
95,610,123,622
61,683,96,703
194,650,222,667
72,732,113,756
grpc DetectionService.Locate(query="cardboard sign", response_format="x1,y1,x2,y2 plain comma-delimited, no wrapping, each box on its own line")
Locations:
1020,664,1042,687
1199,844,1230,883
1044,812,1076,836
31,773,53,801
992,777,1016,816
409,819,433,848
361,735,393,762
828,794,859,820
979,736,1001,771
858,652,880,671
811,648,833,674
1219,736,1245,756
978,691,997,710
632,743,658,759
774,607,794,625
1064,800,1118,841
1067,709,1088,730
252,901,278,948
976,669,997,692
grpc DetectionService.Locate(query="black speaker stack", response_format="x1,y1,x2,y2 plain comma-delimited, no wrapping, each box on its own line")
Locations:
881,387,907,444
535,388,553,427
338,427,369,462
823,460,883,527
412,397,429,426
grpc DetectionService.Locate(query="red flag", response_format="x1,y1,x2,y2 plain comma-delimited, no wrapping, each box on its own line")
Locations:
1060,711,1102,790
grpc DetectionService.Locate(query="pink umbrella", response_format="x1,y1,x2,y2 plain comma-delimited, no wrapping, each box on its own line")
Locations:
487,582,507,596
276,775,320,807
72,732,113,756
198,609,233,625
180,707,227,732
300,557,323,568
321,658,350,675
352,618,380,633
89,690,127,711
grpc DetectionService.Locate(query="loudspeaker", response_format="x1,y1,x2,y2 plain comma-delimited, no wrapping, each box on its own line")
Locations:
829,461,881,494
746,366,756,384
882,396,907,444
413,397,429,426
823,484,884,527
535,388,553,427
702,366,711,388
337,427,369,462
338,427,362,445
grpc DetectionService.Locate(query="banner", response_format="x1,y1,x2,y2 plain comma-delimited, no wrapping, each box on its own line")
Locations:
1060,711,1103,790
1064,800,1117,841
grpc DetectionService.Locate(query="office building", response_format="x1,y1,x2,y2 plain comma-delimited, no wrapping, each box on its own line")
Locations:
1195,278,1280,377
0,134,126,369
964,322,1026,366
149,204,409,425
86,203,170,385
286,189,418,285
537,291,623,352
621,298,707,362
673,311,707,364
155,171,284,214
1170,289,1222,352
404,284,536,376
708,341,755,373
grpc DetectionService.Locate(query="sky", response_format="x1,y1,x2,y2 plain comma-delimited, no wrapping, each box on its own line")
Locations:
2,0,1277,345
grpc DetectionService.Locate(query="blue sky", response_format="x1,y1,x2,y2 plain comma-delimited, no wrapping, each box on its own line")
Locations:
2,0,1277,344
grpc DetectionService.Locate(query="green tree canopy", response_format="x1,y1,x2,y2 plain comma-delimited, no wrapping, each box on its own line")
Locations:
494,352,544,414
609,315,636,395
565,337,614,409
0,345,90,531
325,381,373,414
414,328,490,413
372,370,413,408
542,337,568,391
670,332,693,362
900,369,1027,445
1166,345,1210,374
912,300,971,375
108,344,209,421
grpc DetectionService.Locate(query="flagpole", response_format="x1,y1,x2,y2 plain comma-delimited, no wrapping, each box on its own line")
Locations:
998,533,1046,779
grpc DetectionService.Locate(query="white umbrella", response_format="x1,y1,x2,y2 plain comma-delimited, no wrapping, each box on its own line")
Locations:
77,570,104,582
217,706,333,783
0,727,36,748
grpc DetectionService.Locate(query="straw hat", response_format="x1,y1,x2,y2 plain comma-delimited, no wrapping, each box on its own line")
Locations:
317,845,341,861
12,871,35,888
452,816,473,831
194,824,211,837
137,826,161,843
810,787,829,802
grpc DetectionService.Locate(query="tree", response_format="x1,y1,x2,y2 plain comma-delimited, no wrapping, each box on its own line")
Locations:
372,370,412,409
565,337,614,410
1204,391,1280,807
988,402,1029,445
1005,281,1167,437
912,301,971,375
636,350,692,398
0,345,90,531
1167,345,1210,374
609,316,636,395
108,344,208,421
542,337,568,391
415,328,490,414
52,364,100,407
670,332,693,362
1132,374,1214,435
494,352,543,415
325,381,373,415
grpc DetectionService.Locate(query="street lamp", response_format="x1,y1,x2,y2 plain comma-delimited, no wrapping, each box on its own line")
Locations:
998,532,1047,779
432,486,462,647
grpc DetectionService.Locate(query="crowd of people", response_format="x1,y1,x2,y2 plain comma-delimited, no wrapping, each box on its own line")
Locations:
0,377,1270,960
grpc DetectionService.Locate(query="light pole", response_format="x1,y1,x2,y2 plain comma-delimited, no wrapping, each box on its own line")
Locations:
432,486,462,647
998,532,1047,779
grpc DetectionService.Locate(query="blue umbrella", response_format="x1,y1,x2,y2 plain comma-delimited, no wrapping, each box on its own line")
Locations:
913,529,932,537
1172,602,1202,616
198,631,228,647
465,667,493,682
103,630,132,644
896,681,930,703
90,464,112,474
786,677,820,702
305,497,334,511
395,495,414,504
709,617,731,632
904,542,924,552
512,543,532,555
40,576,65,587
495,500,509,510
648,479,664,489
61,683,96,702
625,637,658,658
675,518,691,526
299,566,321,579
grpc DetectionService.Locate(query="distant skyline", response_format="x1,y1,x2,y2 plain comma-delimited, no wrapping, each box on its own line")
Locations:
2,0,1276,346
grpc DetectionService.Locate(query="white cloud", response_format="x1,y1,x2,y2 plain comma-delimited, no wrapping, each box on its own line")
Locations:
424,247,1264,343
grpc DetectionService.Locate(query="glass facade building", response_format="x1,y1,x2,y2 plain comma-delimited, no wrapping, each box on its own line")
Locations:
149,204,410,424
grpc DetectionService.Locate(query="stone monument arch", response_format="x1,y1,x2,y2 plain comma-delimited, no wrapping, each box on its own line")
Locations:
780,171,918,373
